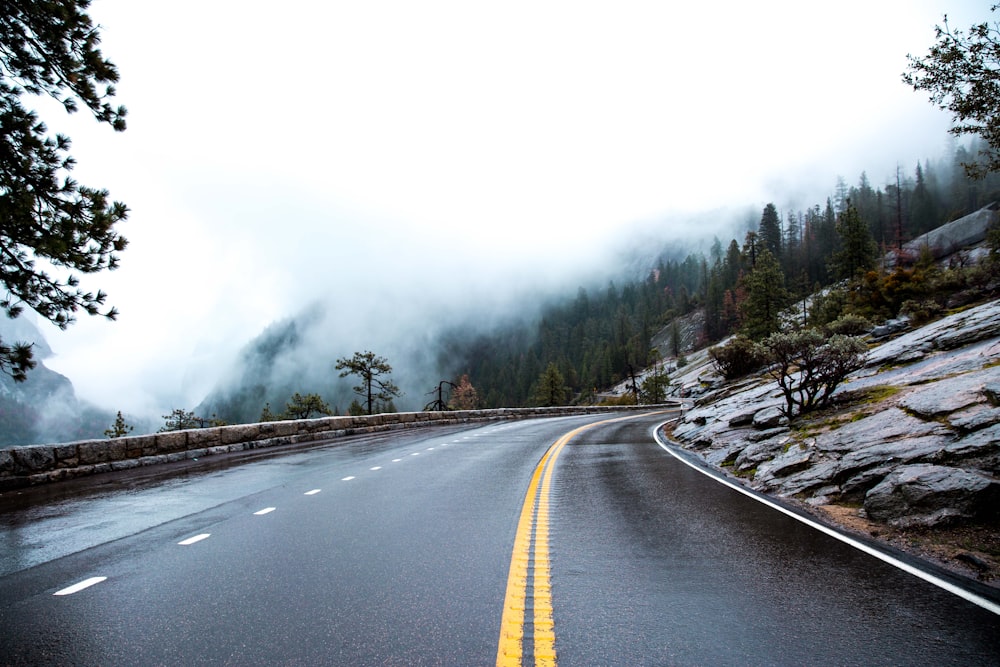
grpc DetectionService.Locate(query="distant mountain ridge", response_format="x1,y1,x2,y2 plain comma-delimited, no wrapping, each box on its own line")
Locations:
194,304,357,423
0,317,113,447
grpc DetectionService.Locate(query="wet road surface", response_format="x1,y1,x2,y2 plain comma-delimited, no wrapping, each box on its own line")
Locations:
0,412,997,665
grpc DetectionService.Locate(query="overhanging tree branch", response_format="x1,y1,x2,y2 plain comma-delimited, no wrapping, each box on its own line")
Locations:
0,1,128,380
904,5,1000,177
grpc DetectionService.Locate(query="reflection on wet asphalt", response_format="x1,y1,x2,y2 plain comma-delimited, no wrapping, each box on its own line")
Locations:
549,419,1000,665
0,429,463,576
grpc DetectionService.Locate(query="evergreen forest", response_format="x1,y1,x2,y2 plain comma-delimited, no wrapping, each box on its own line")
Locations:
439,141,1000,408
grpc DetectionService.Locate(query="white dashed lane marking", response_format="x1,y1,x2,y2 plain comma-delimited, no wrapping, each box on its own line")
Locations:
54,577,107,596
52,431,485,602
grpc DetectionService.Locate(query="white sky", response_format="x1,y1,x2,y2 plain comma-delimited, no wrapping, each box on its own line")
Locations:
31,0,988,417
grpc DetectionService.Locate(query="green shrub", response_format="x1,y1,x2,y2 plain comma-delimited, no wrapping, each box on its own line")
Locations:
758,329,868,419
709,335,766,380
899,299,944,325
808,288,849,328
824,314,872,337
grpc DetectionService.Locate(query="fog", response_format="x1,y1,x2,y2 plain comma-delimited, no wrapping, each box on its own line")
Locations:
26,0,989,423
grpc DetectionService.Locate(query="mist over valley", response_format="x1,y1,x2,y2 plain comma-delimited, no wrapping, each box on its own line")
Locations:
3,0,997,444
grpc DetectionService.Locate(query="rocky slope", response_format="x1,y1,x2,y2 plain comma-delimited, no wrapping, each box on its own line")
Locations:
663,298,1000,586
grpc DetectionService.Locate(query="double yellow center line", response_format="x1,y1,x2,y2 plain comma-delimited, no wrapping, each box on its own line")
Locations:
496,414,655,666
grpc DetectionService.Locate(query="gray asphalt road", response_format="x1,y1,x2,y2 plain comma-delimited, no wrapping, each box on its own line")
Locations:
0,412,997,666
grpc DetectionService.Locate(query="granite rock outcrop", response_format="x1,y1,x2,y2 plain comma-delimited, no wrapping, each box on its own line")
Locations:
667,298,1000,529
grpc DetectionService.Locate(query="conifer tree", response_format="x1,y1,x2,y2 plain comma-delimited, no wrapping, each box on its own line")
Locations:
448,374,479,410
783,210,802,278
758,203,783,261
832,202,878,280
723,239,743,287
740,249,789,340
0,1,129,380
104,410,133,438
910,163,939,235
639,353,669,404
259,402,279,422
159,409,199,432
335,351,402,415
283,392,332,419
534,363,568,407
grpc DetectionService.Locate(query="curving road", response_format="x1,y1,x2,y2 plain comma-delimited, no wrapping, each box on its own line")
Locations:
0,411,997,665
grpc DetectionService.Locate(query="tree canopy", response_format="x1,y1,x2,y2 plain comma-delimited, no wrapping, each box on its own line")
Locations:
282,392,332,420
0,1,129,381
832,201,877,280
159,408,199,432
904,5,1000,177
740,249,788,340
335,350,401,415
534,362,569,407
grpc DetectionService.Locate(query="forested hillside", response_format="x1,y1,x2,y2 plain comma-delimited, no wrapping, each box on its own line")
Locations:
193,140,1000,426
439,142,1000,408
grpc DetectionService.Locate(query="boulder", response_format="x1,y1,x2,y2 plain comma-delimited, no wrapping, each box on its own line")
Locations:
893,205,996,262
870,317,910,340
727,408,758,427
943,424,1000,473
760,459,841,497
687,434,716,450
734,435,790,472
900,384,984,419
804,485,842,506
834,434,950,480
864,464,1000,527
839,464,897,501
899,366,1000,419
746,426,790,443
814,408,950,454
948,403,1000,431
703,442,745,467
986,381,1000,405
753,406,787,429
754,443,812,485
865,299,1000,369
933,315,1000,350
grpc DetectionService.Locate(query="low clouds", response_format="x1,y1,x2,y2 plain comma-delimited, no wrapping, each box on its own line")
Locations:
34,0,988,419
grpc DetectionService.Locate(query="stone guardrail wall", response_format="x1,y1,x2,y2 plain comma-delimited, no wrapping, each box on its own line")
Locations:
0,404,680,491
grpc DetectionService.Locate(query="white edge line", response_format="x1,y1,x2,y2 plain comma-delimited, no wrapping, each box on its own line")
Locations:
54,576,107,596
178,533,211,546
254,507,276,515
652,422,1000,617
